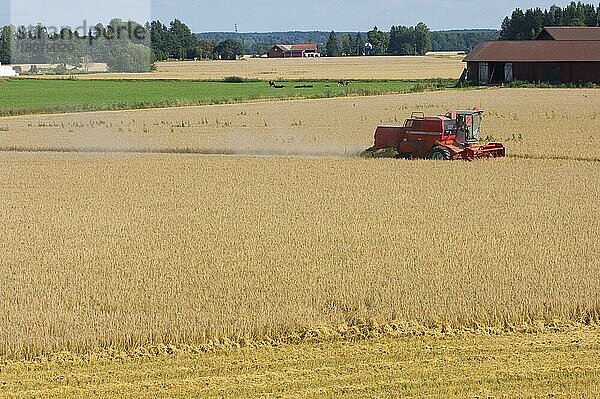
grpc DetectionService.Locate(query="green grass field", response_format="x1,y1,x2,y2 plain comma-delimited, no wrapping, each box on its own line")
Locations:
0,78,454,116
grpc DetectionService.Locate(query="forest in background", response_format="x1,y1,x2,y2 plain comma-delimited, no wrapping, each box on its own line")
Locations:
194,29,499,55
1,1,599,72
499,1,600,40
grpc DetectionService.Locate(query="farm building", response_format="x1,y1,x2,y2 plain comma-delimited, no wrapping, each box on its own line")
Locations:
0,63,19,77
535,26,600,41
464,27,600,84
267,44,320,58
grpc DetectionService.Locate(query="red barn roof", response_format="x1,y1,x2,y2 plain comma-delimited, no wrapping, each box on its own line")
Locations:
464,40,600,62
536,27,600,41
290,44,318,52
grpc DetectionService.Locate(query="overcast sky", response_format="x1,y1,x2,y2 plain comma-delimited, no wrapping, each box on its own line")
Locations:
4,0,577,32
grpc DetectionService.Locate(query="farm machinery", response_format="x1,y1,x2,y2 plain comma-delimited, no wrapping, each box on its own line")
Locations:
363,109,505,160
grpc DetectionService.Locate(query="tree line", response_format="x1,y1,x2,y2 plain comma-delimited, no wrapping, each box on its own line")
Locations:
0,19,152,71
148,20,244,61
499,1,600,40
194,30,497,55
323,25,498,56
0,18,248,71
326,23,432,56
0,16,511,72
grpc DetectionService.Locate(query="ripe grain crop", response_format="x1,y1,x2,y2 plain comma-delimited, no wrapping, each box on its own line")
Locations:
0,153,598,359
1,88,599,160
23,55,465,81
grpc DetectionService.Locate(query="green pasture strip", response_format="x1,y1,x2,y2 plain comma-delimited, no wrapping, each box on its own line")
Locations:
0,78,455,117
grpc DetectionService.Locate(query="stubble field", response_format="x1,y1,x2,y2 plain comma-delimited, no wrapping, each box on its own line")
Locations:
0,85,599,397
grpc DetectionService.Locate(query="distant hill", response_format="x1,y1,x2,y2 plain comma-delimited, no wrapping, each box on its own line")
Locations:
195,30,499,54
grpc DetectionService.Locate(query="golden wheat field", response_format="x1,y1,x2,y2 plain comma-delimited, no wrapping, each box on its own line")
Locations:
0,153,598,360
0,86,599,397
25,55,465,80
1,88,598,160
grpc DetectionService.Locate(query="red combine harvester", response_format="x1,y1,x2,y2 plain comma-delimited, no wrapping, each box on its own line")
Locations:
363,109,505,160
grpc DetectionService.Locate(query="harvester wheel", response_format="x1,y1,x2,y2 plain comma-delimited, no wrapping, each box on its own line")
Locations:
428,146,451,160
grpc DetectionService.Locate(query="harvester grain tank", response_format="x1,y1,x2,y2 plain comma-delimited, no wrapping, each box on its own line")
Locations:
363,109,505,160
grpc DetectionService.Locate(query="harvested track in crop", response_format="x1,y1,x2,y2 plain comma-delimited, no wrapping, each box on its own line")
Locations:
1,88,599,160
1,147,599,165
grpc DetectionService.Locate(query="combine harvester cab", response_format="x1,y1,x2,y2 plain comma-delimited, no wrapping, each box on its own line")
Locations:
364,109,506,161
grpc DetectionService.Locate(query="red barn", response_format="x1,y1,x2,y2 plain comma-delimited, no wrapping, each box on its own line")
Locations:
464,27,600,84
535,26,600,41
267,44,320,58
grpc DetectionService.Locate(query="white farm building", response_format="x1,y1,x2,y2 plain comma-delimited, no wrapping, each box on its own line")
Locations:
0,63,18,77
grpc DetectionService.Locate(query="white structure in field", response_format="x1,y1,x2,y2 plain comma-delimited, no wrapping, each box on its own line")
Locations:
0,63,18,77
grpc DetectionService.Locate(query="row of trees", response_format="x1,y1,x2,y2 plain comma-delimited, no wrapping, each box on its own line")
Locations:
1,19,438,67
0,26,12,64
148,19,242,61
196,30,495,54
0,18,247,71
325,23,432,57
0,16,501,69
146,19,246,61
0,19,152,71
3,11,543,70
500,1,600,40
324,32,365,56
